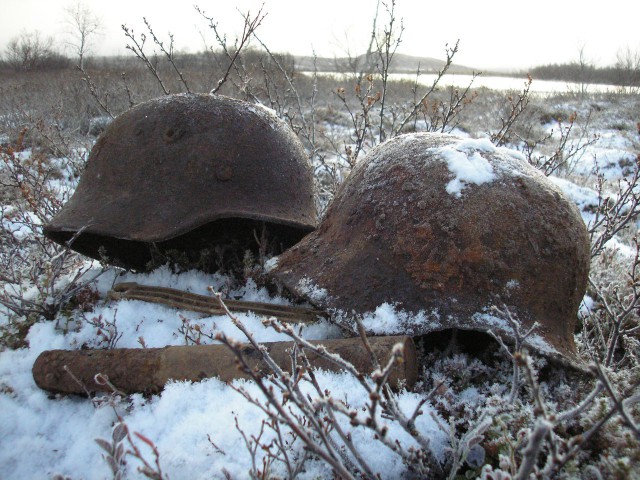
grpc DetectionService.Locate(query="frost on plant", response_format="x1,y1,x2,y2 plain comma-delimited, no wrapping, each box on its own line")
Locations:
1,3,640,479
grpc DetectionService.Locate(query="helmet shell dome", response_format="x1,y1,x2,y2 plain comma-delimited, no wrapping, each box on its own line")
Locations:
45,93,317,269
270,133,590,363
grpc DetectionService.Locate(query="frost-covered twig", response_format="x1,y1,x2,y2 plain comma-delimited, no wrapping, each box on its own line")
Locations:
538,363,640,477
482,305,629,478
394,40,461,135
490,75,532,146
585,235,640,368
235,417,273,479
446,412,492,480
486,302,539,403
213,290,445,478
518,111,599,176
374,0,403,143
63,365,100,408
514,417,552,480
78,65,116,118
196,5,265,95
212,294,359,478
264,316,445,476
140,18,191,93
593,363,640,439
0,145,108,331
335,74,380,166
589,157,640,258
121,24,169,95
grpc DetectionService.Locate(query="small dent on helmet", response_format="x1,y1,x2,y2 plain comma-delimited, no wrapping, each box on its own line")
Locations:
163,126,186,144
215,160,234,182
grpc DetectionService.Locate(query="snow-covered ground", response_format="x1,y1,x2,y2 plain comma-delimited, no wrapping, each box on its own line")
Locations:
1,90,639,479
0,266,450,479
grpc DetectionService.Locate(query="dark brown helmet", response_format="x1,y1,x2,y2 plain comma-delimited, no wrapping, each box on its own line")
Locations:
270,133,590,363
44,93,316,270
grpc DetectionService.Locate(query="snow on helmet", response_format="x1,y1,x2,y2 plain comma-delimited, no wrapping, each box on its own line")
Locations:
269,132,590,363
44,93,316,270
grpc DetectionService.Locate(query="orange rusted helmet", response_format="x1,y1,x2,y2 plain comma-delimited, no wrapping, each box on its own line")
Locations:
270,132,590,363
44,93,316,270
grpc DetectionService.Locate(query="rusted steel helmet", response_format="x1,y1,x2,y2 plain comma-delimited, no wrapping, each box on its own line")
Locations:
270,133,590,363
44,93,316,270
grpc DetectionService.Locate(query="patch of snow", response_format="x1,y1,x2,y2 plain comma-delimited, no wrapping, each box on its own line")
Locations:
597,130,635,150
296,277,329,303
602,236,637,257
358,302,443,335
0,311,447,479
505,280,520,291
497,145,527,162
524,334,561,356
361,303,404,334
548,176,599,224
1,209,41,242
471,312,511,331
359,303,442,336
456,138,497,153
429,140,497,197
253,101,278,117
263,256,279,273
569,131,637,180
580,295,595,316
458,386,482,407
353,301,559,359
114,265,229,296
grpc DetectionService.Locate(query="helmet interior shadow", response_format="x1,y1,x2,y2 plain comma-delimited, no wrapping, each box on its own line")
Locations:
45,218,309,273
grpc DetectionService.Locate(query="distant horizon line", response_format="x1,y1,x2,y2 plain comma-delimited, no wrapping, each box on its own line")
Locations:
74,49,627,77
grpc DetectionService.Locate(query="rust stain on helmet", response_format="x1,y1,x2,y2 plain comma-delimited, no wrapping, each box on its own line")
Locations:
270,133,590,364
44,94,317,270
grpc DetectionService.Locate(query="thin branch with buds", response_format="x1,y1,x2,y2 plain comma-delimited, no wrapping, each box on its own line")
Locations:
490,75,532,146
196,6,266,95
589,157,640,258
394,40,462,135
121,24,170,95
212,290,445,478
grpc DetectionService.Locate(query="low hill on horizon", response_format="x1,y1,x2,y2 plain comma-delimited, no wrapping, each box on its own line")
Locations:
293,52,478,74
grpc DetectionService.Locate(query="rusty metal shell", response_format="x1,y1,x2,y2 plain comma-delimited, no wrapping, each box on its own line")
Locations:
44,93,316,269
270,133,590,363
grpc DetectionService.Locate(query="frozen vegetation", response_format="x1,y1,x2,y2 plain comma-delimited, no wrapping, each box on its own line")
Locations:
1,5,640,479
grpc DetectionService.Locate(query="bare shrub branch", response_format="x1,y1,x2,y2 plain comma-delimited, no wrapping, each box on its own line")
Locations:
121,23,170,95
490,75,532,146
211,290,445,478
196,5,266,95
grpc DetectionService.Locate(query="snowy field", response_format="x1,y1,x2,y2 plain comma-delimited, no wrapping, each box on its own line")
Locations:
1,75,640,479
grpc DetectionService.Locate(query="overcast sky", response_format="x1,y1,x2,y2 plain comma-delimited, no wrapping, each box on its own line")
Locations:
0,0,638,71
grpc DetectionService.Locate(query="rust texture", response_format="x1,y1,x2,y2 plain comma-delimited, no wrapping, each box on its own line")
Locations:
32,336,417,395
44,93,316,270
270,133,590,362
